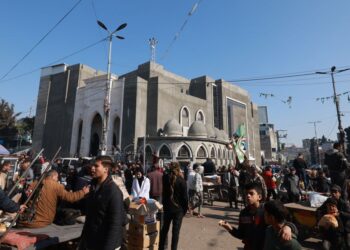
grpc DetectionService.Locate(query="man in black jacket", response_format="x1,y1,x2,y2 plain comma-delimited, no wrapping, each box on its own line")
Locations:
317,185,350,249
325,142,350,189
293,153,308,189
79,156,125,250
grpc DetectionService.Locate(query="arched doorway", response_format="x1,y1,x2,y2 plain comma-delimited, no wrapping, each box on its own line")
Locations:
90,113,102,156
76,120,83,156
113,116,120,151
159,144,172,160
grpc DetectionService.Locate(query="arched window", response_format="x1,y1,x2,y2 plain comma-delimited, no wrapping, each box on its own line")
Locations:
197,146,207,158
210,147,216,158
196,110,205,123
178,145,191,158
181,107,190,127
159,144,172,159
218,148,222,159
113,116,120,147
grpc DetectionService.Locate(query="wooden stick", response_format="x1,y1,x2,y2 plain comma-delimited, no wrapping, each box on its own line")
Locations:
0,147,61,243
7,148,44,197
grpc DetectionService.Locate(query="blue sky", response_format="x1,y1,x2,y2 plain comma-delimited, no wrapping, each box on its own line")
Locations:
1,0,350,146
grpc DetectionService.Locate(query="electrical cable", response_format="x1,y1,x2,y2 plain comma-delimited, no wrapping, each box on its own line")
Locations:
160,0,204,61
0,0,83,80
0,37,106,84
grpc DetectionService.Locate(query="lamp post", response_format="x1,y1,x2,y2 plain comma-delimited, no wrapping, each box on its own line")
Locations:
97,20,127,155
316,66,350,153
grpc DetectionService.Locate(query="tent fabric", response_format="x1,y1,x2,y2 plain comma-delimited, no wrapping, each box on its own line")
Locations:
0,144,10,155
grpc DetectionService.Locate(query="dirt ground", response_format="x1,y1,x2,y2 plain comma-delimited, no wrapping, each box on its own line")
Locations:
169,202,321,250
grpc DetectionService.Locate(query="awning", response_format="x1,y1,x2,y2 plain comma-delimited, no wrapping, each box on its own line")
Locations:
0,144,10,155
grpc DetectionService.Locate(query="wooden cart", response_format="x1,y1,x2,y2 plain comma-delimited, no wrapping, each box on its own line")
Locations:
284,202,318,241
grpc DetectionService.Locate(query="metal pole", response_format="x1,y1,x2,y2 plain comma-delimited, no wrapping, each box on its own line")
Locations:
101,34,113,155
330,67,346,150
143,135,146,172
309,121,322,167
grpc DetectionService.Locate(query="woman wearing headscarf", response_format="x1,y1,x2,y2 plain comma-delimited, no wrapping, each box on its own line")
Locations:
159,162,188,250
131,167,150,200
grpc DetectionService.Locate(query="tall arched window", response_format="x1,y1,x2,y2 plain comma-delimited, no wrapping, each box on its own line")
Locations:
218,148,222,159
196,110,205,123
181,107,190,127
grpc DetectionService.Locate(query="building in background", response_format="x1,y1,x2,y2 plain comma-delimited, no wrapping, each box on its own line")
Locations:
33,61,261,167
258,106,277,164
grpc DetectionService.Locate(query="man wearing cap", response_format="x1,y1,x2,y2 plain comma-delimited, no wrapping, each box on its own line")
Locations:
317,184,350,249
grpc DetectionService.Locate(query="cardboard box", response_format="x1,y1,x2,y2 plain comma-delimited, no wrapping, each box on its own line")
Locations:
129,221,160,235
129,200,163,216
132,214,156,224
129,202,148,216
128,231,159,248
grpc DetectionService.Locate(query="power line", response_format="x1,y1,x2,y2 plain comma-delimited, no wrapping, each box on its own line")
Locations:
0,37,106,84
160,0,204,60
0,0,83,80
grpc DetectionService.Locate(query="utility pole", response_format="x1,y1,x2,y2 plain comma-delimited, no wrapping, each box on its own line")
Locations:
97,20,127,155
316,66,350,153
276,130,287,163
308,121,322,167
276,130,287,152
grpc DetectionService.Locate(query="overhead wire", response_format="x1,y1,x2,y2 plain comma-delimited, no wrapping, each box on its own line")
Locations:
0,37,107,84
0,0,84,81
160,0,204,61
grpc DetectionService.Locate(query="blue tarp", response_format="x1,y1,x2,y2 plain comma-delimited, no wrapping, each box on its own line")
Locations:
0,144,10,155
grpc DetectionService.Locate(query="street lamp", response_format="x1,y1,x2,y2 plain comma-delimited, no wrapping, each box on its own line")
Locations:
316,66,350,153
97,20,127,155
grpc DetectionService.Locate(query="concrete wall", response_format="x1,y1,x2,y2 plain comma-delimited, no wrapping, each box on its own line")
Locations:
32,64,100,158
70,74,123,156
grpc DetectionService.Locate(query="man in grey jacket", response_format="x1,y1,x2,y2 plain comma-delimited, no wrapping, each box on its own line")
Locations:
282,167,301,202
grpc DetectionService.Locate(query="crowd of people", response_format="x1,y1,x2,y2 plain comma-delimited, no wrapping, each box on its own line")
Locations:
0,141,349,249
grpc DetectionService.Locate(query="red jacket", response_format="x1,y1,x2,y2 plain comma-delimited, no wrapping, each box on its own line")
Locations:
263,170,276,189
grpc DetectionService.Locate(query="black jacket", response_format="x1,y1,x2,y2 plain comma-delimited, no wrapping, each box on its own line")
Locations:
293,158,307,172
0,189,19,213
325,149,350,187
317,197,350,233
162,174,188,214
230,204,298,250
80,175,125,250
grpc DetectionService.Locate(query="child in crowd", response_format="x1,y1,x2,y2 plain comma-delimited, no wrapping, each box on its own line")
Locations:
219,183,297,250
263,200,301,250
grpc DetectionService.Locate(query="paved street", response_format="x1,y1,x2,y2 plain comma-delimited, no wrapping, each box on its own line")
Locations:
173,202,320,250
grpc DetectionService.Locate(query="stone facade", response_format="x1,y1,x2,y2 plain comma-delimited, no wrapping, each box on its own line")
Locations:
33,61,261,166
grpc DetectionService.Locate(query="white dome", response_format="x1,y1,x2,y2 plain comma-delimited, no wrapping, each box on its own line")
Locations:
188,121,207,138
206,124,216,139
163,119,182,136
